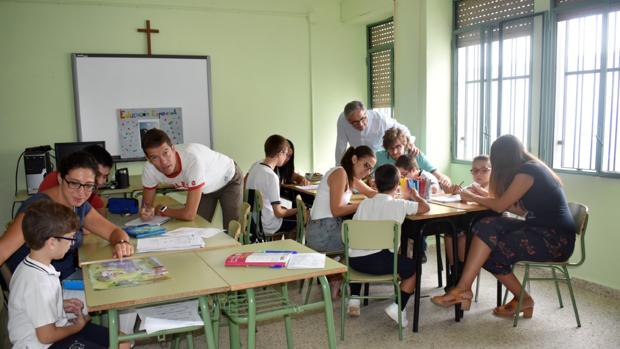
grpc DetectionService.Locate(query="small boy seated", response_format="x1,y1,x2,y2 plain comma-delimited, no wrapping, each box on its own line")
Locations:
246,134,298,237
394,154,441,194
8,201,129,349
347,164,430,327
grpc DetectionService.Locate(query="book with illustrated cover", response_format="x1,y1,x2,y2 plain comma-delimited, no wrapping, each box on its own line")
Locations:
88,257,169,290
224,252,293,267
125,224,166,238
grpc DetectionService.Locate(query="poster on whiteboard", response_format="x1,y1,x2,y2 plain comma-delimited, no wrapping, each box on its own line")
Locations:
118,107,183,159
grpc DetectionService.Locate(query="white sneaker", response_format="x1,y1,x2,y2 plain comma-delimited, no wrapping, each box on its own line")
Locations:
384,303,408,328
347,299,361,317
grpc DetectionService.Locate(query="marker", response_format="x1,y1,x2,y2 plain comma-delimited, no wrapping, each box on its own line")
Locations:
264,250,298,254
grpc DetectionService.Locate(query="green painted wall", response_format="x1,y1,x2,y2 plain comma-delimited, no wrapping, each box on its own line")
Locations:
0,0,366,220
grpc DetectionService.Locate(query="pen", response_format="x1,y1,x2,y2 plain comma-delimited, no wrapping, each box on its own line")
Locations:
264,250,298,254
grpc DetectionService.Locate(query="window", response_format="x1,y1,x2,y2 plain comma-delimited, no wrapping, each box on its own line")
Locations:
453,0,537,161
367,18,394,118
552,1,620,175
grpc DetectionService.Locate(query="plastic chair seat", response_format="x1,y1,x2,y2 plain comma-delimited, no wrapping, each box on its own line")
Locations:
347,269,393,283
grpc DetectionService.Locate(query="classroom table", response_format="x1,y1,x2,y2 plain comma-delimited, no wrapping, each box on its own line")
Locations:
83,252,229,349
197,239,347,349
280,183,366,207
79,196,239,266
403,203,467,332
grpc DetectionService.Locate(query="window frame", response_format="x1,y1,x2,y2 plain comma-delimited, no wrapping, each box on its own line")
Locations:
548,1,620,178
451,11,544,164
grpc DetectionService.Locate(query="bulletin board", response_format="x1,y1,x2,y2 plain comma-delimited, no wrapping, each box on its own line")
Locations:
71,54,212,160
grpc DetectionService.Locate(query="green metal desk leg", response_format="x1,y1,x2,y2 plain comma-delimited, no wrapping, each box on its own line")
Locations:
108,309,119,349
318,276,337,349
199,296,217,349
281,283,293,349
246,288,257,349
228,319,241,349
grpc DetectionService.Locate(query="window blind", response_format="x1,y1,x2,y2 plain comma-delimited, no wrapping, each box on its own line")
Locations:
368,19,394,109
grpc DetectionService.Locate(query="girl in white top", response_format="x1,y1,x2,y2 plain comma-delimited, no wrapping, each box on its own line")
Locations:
306,146,377,254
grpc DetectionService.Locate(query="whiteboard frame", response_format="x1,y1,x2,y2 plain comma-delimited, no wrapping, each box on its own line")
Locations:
71,53,213,162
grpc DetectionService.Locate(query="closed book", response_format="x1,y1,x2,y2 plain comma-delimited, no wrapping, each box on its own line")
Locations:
224,252,292,267
62,269,84,290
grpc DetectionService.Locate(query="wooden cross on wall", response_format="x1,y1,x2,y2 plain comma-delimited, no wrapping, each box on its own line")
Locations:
137,20,159,56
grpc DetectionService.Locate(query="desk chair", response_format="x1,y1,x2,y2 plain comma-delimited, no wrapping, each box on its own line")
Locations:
238,202,252,245
509,202,589,327
245,189,266,242
340,220,404,340
228,220,242,244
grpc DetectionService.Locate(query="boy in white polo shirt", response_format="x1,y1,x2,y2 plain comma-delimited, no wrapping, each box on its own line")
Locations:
246,135,298,237
139,129,243,229
8,200,130,349
348,164,429,327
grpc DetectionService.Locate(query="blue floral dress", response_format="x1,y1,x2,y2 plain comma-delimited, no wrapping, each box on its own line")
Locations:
473,161,576,275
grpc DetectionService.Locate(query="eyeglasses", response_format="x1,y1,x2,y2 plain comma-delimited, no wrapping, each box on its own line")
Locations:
470,167,491,174
53,236,77,247
389,144,404,152
63,178,96,192
362,161,374,171
348,113,368,127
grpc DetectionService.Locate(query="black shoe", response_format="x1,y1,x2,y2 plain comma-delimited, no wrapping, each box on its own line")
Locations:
421,252,427,264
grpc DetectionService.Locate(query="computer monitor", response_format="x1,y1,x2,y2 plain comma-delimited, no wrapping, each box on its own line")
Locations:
54,141,106,166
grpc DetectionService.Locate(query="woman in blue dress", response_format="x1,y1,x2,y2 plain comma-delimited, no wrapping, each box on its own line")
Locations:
0,151,134,280
431,135,576,318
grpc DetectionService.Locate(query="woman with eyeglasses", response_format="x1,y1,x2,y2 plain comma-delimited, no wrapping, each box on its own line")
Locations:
431,135,576,319
0,151,134,280
375,127,455,193
275,139,310,186
306,146,377,298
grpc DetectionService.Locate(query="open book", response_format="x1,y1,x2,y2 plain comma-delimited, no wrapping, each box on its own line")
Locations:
225,252,293,267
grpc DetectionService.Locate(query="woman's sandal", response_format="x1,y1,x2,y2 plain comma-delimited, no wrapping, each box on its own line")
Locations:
430,288,473,311
493,298,534,318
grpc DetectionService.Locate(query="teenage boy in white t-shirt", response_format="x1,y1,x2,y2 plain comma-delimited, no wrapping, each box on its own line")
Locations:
8,200,130,349
348,164,429,327
139,129,243,229
246,135,298,236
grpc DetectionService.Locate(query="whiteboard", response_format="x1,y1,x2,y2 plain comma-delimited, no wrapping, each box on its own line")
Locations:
72,54,212,160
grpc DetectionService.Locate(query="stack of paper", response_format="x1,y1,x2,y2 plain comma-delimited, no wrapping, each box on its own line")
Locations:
136,300,203,334
125,215,171,227
287,253,326,269
136,234,205,253
166,227,224,239
431,194,461,203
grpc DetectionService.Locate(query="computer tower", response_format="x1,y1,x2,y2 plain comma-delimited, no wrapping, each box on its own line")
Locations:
25,150,53,194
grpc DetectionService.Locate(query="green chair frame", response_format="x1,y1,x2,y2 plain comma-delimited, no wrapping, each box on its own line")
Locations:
340,220,403,340
509,202,589,327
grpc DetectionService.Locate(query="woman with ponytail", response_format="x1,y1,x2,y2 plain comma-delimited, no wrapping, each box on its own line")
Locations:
306,146,377,253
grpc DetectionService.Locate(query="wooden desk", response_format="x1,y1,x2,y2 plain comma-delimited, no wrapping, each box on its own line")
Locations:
403,203,466,332
430,197,489,212
79,196,239,266
197,240,346,349
83,252,228,348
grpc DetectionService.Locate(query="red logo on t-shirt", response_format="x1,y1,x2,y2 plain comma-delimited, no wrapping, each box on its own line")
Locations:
191,180,196,186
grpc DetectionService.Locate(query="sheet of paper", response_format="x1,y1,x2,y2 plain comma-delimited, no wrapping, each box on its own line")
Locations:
280,197,293,209
62,290,137,333
166,227,224,239
296,184,319,191
286,253,326,269
62,289,89,315
431,194,461,203
137,300,203,334
125,215,171,227
136,234,205,253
